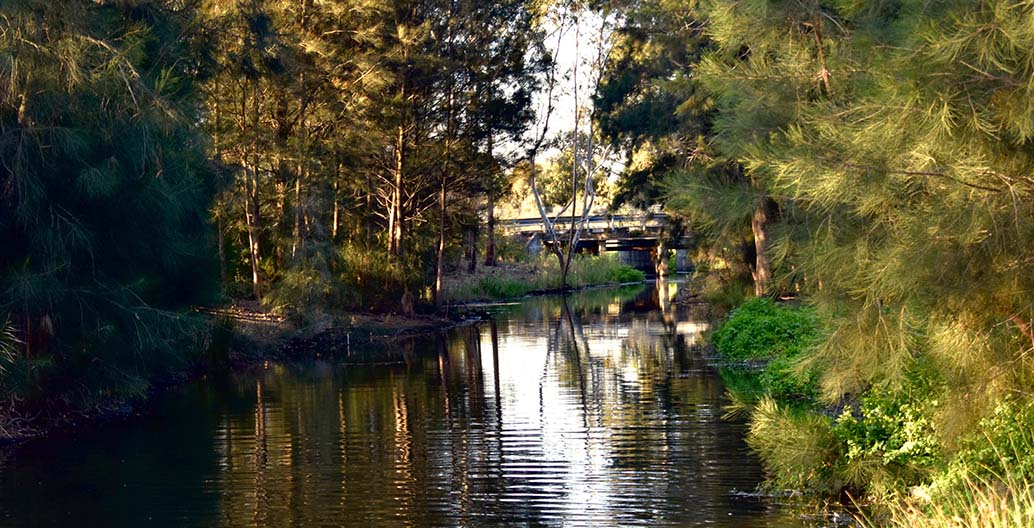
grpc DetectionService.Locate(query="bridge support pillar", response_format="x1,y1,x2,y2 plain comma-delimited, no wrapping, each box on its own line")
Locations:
675,249,692,273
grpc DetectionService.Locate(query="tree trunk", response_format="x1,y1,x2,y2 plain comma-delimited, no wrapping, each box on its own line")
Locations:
484,193,496,266
217,212,226,286
485,133,497,267
435,181,447,308
331,177,339,241
752,202,771,296
292,166,302,259
467,227,477,274
388,124,405,258
273,161,286,270
243,162,262,299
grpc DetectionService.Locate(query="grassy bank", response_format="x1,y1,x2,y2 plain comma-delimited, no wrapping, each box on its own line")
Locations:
444,254,645,303
710,297,1034,527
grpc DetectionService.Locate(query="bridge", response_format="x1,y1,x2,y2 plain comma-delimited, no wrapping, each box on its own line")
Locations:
499,210,693,274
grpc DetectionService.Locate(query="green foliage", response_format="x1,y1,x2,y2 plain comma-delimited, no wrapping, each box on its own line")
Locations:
712,299,819,361
0,0,219,413
205,0,546,312
930,399,1034,497
870,401,1034,526
832,388,941,493
446,254,644,302
746,397,839,493
336,244,422,312
478,277,532,300
609,265,645,284
564,254,640,288
493,234,533,264
864,471,1034,528
712,298,821,406
747,388,942,496
596,0,712,210
757,353,819,404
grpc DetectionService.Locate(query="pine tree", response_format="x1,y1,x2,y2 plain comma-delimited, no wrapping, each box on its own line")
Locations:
0,0,217,402
699,0,1034,436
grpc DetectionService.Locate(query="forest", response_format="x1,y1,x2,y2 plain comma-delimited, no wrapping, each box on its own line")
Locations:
3,0,1034,526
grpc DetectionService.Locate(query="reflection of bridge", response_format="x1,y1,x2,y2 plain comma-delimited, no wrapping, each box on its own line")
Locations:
500,212,694,274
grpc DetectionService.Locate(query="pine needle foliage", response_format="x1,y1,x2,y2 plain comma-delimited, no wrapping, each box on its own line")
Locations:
0,0,218,409
696,0,1034,437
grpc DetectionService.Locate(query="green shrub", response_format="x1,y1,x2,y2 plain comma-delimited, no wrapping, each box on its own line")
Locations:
712,298,819,361
928,399,1034,498
832,388,940,492
493,234,532,263
609,265,646,283
337,244,422,311
758,353,820,403
714,298,822,406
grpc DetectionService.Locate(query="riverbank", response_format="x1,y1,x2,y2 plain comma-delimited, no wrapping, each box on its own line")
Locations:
444,254,646,303
708,296,1034,527
0,305,465,444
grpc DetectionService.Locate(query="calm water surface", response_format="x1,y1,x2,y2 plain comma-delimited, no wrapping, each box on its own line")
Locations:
0,281,820,527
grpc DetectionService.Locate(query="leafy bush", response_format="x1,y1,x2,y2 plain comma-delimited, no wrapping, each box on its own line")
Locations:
758,353,819,403
927,399,1034,498
712,298,819,361
609,265,646,283
712,298,820,404
493,234,532,263
337,244,422,312
832,388,940,492
870,402,1034,528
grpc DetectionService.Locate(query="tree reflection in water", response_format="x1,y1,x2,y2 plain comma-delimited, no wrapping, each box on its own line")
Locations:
0,281,808,528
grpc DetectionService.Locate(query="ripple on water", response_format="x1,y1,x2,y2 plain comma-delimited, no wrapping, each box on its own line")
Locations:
0,284,816,528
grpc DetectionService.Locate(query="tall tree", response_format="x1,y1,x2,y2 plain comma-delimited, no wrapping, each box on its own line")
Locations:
596,0,773,294
529,3,615,288
0,0,217,397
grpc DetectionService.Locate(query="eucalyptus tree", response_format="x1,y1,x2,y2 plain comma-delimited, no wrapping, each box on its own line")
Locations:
528,1,616,288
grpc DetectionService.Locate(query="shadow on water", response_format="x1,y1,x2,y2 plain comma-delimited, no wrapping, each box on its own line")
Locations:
0,280,824,527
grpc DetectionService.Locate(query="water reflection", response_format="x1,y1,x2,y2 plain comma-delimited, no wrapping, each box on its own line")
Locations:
0,281,810,527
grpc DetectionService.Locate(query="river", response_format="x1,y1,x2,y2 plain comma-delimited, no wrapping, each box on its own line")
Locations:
0,281,818,527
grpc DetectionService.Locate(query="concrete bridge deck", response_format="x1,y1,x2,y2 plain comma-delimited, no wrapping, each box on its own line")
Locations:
499,211,694,273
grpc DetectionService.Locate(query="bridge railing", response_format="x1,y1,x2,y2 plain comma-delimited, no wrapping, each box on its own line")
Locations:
500,213,669,234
